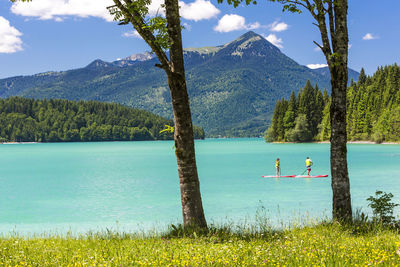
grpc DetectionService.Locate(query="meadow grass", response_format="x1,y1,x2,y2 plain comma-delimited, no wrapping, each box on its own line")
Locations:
1,221,400,266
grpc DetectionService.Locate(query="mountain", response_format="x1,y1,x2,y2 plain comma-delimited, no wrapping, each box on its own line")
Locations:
311,66,359,83
0,31,359,137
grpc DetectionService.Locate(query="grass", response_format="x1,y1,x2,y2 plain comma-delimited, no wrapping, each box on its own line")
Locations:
1,221,400,266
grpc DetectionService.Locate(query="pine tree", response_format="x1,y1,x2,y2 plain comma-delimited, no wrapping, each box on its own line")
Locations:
283,91,297,140
358,68,367,85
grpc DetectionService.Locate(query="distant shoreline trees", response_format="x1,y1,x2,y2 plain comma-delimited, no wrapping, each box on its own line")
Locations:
265,64,400,143
0,97,205,143
265,80,326,142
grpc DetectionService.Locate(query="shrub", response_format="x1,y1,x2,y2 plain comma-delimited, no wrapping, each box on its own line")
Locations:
367,190,399,225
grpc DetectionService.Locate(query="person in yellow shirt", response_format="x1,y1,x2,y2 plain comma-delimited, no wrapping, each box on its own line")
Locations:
275,158,280,176
306,157,313,176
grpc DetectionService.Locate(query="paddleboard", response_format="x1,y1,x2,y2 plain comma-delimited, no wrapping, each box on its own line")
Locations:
294,175,328,178
262,175,296,178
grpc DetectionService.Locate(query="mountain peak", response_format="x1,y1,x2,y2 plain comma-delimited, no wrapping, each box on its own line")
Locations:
123,52,155,62
218,31,281,58
112,52,156,67
86,59,112,69
237,31,259,40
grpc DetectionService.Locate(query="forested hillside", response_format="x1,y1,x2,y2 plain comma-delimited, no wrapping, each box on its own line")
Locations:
344,65,399,142
0,97,204,142
0,31,359,137
265,64,400,143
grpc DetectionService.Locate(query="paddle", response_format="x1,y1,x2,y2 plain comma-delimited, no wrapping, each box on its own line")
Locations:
301,162,314,176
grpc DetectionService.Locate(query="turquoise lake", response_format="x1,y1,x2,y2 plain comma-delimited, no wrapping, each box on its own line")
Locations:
0,138,399,235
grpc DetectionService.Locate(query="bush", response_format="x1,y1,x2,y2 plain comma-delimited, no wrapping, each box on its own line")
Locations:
367,191,399,225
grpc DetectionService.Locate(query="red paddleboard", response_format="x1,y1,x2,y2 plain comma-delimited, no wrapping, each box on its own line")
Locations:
262,175,296,178
295,175,328,178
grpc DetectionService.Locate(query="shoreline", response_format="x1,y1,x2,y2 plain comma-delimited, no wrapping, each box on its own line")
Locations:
273,140,400,145
1,142,38,144
2,139,399,145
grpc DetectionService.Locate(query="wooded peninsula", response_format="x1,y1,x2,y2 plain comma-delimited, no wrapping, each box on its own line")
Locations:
0,97,205,142
265,64,400,143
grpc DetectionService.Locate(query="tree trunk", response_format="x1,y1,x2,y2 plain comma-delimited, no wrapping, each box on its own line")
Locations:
330,66,352,221
329,0,352,221
164,0,207,228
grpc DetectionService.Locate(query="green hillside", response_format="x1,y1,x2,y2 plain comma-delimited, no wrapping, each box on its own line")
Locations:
0,97,204,142
265,64,400,143
0,31,359,137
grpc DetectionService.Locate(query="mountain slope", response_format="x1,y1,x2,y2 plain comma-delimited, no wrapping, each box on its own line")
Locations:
0,31,359,137
312,66,359,84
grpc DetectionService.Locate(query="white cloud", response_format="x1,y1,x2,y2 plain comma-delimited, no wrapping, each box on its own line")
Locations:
123,30,143,39
10,0,219,22
214,14,245,32
307,64,328,69
263,33,283,48
269,21,288,32
248,22,261,30
348,43,352,49
11,0,114,21
180,0,220,21
125,0,220,20
148,0,165,16
214,14,260,33
0,16,23,53
362,33,378,40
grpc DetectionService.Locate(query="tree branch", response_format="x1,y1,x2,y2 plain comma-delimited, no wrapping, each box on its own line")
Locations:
313,40,324,51
304,0,318,19
112,0,170,71
328,1,336,51
284,0,309,10
313,0,332,60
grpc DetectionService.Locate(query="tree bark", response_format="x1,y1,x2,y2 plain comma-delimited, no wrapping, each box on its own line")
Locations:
311,0,352,221
165,0,207,228
328,0,352,221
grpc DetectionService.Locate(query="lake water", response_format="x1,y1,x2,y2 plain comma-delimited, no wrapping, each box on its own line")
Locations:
0,138,399,235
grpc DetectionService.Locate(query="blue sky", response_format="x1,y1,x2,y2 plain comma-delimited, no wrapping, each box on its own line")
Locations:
0,0,399,79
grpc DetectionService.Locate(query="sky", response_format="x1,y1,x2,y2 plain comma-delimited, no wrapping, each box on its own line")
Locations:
0,0,399,79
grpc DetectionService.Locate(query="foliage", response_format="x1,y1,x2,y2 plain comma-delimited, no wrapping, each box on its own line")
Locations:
267,64,400,143
265,80,325,142
336,64,399,142
0,222,400,265
367,191,399,225
0,97,204,142
286,114,312,142
159,124,174,134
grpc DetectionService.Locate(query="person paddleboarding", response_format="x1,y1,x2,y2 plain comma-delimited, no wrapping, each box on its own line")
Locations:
306,157,313,176
275,158,280,176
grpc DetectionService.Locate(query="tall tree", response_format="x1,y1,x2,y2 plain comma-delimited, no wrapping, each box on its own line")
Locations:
313,85,324,137
283,91,297,137
11,0,207,228
221,0,352,221
358,68,367,85
297,80,314,122
109,0,207,228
